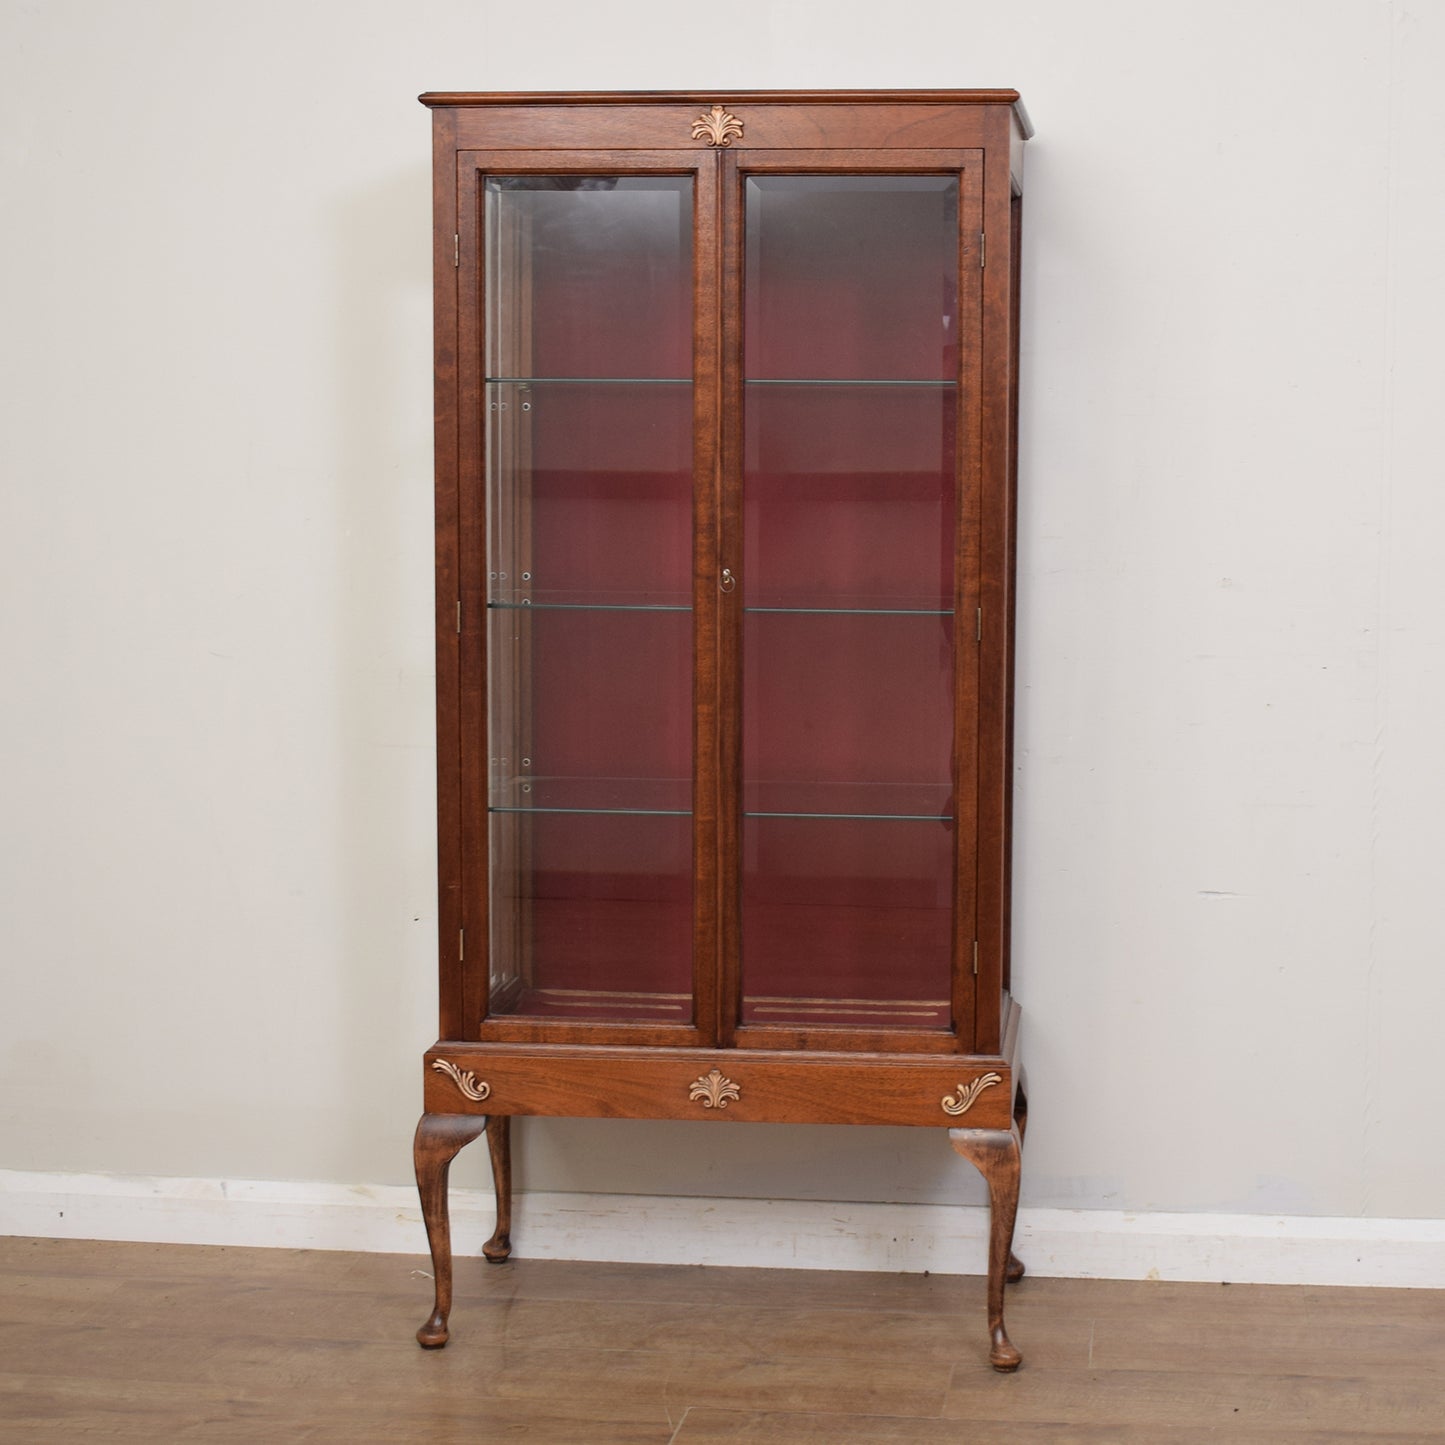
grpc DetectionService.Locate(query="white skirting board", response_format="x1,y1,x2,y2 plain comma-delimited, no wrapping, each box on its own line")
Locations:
1,1168,1441,1289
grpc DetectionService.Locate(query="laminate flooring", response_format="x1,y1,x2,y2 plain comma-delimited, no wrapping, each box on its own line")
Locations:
1,1236,1441,1442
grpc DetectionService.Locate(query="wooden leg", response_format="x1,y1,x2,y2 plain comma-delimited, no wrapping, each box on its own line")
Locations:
1007,1071,1028,1284
482,1114,513,1262
951,1121,1024,1372
414,1112,488,1348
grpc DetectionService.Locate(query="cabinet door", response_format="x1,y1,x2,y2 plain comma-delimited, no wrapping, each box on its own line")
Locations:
458,152,720,1044
721,152,984,1052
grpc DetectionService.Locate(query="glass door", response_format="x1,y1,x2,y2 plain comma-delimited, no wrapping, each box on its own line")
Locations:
725,156,984,1046
466,156,717,1038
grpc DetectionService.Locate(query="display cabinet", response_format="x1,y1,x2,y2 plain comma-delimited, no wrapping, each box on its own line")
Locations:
414,89,1032,1370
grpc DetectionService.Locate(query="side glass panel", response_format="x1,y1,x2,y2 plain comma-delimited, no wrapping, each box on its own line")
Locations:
741,175,960,1032
484,175,694,1025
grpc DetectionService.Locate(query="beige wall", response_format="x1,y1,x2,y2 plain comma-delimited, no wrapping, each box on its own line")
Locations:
2,0,1443,1222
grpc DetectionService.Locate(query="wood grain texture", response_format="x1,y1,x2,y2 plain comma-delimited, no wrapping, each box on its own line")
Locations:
951,1122,1025,1369
423,1035,1019,1129
424,91,1032,1374
412,1112,488,1346
421,89,1025,106
3,1240,1442,1442
445,103,1002,155
431,105,465,1040
971,104,1021,1055
425,92,1026,158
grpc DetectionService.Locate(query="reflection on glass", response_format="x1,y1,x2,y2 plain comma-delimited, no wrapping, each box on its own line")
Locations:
741,174,961,1032
484,176,695,1025
744,175,959,381
487,176,692,380
488,608,692,811
742,815,953,1031
489,813,693,1024
486,381,693,609
743,384,956,612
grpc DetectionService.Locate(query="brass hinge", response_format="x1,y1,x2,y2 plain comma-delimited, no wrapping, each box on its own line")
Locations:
976,606,982,642
979,231,986,268
456,598,462,634
459,927,465,961
453,233,459,268
973,940,979,976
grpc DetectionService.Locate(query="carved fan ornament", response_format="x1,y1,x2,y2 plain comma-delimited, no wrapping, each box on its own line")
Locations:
941,1071,1003,1118
689,1067,741,1109
432,1058,491,1102
691,104,744,147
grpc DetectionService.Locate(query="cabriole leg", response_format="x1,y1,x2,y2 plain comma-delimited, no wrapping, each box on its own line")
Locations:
414,1112,488,1348
482,1114,513,1261
951,1121,1024,1371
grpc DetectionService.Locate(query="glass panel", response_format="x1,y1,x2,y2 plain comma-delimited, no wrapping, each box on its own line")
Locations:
743,383,955,612
744,175,959,381
487,380,693,608
484,175,695,1025
488,607,693,813
743,816,953,1031
487,176,692,380
741,174,960,1032
489,812,693,1024
743,611,955,823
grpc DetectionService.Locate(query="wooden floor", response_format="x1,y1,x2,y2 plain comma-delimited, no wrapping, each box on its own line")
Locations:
1,1237,1442,1442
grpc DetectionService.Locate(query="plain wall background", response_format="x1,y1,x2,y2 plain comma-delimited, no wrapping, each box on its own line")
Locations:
2,0,1443,1225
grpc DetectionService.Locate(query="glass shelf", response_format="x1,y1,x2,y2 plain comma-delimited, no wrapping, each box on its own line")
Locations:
487,777,951,822
488,598,692,612
490,775,692,815
486,378,953,387
744,780,953,821
487,376,692,385
745,378,956,388
744,605,952,617
491,378,953,390
491,804,692,818
745,810,951,821
487,598,945,615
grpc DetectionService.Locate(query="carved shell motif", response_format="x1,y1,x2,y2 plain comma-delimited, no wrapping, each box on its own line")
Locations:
941,1071,1003,1118
691,105,744,147
688,1067,741,1109
432,1058,491,1103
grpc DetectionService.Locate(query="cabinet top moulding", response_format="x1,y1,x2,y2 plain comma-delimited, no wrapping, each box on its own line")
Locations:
420,91,1031,160
419,89,1033,140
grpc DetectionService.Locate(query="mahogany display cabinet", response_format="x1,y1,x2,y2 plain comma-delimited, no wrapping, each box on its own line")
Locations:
414,89,1033,1371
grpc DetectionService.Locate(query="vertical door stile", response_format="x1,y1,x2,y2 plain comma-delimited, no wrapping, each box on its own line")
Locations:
455,158,490,1039
692,149,725,1048
715,148,744,1048
509,192,537,1017
974,136,1013,1057
952,153,987,1052
433,108,466,1042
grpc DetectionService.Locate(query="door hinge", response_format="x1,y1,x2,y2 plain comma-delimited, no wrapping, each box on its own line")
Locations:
973,940,980,975
976,606,982,642
453,233,459,268
978,231,986,268
459,927,465,961
456,598,462,634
